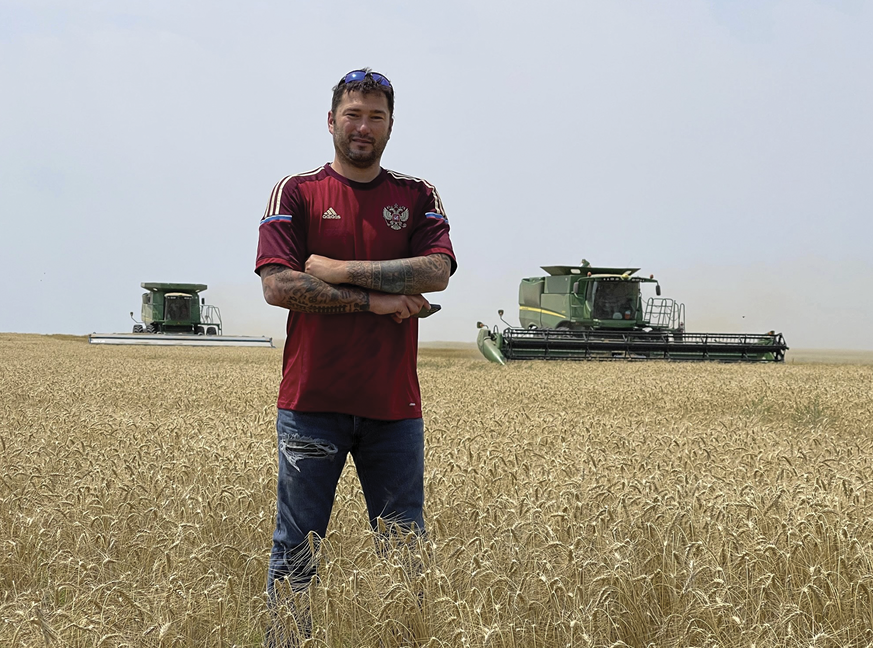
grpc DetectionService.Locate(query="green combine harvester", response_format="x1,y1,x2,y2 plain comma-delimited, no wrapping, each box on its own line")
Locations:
131,282,221,335
477,260,787,364
89,283,273,347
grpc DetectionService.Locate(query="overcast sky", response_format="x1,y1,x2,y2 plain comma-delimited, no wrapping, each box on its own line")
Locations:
1,0,870,350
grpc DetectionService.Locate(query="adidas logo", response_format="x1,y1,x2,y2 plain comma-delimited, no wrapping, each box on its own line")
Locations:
322,207,341,220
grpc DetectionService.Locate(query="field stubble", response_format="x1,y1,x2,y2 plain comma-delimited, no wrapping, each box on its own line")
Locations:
2,334,873,647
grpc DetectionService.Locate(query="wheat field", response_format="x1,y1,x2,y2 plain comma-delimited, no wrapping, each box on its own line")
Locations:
2,333,873,647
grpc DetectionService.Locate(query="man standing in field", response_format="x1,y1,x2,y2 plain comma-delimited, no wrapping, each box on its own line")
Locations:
255,68,456,642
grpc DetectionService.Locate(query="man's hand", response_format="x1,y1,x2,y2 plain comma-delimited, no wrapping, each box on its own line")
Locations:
305,255,349,285
369,293,429,324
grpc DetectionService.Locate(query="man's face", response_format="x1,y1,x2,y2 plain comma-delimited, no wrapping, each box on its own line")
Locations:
328,90,393,169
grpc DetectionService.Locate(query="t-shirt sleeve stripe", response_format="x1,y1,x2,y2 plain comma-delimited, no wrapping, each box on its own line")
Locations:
431,187,445,216
265,175,294,218
260,215,293,226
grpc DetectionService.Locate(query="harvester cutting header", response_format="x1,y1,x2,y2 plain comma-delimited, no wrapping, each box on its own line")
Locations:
477,260,787,363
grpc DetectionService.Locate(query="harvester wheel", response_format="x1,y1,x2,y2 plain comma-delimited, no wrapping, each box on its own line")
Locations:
206,326,217,336
146,324,157,333
132,325,143,333
196,326,206,335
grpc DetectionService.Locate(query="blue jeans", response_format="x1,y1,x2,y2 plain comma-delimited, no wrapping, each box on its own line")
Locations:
267,409,425,597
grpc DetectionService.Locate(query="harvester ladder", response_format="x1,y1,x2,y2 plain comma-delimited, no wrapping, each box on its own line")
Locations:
201,304,223,333
645,298,684,330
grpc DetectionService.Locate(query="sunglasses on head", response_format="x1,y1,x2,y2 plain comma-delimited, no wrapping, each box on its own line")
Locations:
339,70,392,88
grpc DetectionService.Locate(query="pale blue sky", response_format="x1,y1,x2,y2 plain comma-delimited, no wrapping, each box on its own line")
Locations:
1,1,870,349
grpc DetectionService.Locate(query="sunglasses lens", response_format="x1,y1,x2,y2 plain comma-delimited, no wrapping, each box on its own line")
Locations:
342,70,368,83
340,70,392,88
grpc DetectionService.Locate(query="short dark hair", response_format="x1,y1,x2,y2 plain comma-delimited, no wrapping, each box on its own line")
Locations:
331,68,395,117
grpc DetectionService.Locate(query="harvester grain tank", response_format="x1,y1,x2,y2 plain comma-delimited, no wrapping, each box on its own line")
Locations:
477,260,787,363
88,283,273,347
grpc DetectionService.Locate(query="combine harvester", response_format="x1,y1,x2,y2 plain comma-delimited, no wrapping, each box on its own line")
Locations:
89,283,273,347
477,260,787,364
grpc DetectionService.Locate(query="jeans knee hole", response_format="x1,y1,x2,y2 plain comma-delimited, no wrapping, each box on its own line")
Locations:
279,436,338,471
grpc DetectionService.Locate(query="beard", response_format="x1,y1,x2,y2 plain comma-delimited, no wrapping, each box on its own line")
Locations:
333,130,390,169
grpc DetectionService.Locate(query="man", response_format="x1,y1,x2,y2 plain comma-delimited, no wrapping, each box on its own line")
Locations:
255,68,456,640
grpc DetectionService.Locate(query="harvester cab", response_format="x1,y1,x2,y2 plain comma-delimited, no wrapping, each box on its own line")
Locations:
477,259,787,363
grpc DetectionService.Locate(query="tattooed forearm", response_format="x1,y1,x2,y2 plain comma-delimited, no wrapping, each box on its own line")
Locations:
259,265,369,314
346,254,451,294
280,275,369,313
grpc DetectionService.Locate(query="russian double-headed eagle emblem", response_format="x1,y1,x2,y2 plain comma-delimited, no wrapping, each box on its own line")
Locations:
383,204,409,230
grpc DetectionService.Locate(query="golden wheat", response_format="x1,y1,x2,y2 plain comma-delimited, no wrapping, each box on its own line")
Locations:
2,333,873,647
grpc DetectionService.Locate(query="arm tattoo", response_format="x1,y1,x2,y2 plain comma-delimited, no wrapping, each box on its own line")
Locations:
260,265,369,314
346,254,451,294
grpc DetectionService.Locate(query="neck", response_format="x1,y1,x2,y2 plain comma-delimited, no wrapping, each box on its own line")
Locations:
330,156,382,183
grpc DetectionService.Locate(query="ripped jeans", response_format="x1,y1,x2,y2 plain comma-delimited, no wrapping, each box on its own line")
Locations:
267,409,425,598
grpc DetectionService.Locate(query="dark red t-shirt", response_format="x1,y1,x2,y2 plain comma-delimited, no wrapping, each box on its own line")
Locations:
255,163,456,420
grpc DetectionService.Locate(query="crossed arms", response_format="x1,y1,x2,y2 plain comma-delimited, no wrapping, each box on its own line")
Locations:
259,253,451,322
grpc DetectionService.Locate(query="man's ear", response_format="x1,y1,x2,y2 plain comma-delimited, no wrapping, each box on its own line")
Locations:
327,111,335,134
388,116,394,138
